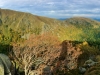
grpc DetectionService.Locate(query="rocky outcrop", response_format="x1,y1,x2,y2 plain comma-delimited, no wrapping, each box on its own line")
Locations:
35,40,82,75
0,54,14,75
12,40,82,75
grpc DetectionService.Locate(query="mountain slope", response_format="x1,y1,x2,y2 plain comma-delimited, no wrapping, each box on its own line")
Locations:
0,9,66,43
65,17,100,28
64,17,100,41
0,9,100,44
0,9,63,33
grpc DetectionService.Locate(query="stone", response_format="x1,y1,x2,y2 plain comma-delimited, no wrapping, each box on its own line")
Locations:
0,54,12,75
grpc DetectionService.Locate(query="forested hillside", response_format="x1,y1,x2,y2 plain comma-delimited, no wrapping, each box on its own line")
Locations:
0,9,100,44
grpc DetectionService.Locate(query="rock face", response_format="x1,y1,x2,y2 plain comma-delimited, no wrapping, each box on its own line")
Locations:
12,39,82,75
0,54,13,75
79,67,86,74
61,40,82,70
32,40,82,75
42,66,51,75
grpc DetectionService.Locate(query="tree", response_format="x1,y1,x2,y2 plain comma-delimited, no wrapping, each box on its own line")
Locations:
12,34,61,75
12,45,37,75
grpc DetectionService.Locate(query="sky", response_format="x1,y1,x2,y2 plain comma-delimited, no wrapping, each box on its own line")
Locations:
0,0,100,19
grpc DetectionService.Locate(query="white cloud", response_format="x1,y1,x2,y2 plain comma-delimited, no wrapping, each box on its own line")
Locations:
46,2,54,5
49,10,55,14
0,0,100,18
54,13,100,18
0,1,7,7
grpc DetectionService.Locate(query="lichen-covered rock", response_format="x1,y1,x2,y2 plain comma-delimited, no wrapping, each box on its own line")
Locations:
79,67,86,74
0,61,4,75
0,54,12,75
84,62,100,75
51,40,82,75
84,59,98,67
59,40,82,70
42,66,52,75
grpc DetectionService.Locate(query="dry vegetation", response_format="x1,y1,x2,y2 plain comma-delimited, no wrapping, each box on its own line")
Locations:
10,34,85,75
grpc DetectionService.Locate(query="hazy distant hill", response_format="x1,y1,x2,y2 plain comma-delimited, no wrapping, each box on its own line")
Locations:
65,17,100,27
59,18,100,22
65,17,100,41
93,18,100,21
0,8,100,44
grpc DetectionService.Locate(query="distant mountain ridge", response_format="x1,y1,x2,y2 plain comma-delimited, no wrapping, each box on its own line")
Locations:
65,17,100,27
58,18,100,22
0,8,100,44
93,18,100,21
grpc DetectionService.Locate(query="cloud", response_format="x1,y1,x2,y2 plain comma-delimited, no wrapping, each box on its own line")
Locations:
0,0,100,18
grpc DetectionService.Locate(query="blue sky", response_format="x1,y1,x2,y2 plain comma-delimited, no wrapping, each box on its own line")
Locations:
0,0,100,19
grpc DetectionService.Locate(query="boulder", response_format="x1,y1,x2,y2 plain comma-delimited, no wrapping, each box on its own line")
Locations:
0,54,13,75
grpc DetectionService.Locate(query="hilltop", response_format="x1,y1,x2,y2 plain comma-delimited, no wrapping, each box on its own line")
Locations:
65,17,100,28
0,9,65,43
0,9,63,34
64,17,100,42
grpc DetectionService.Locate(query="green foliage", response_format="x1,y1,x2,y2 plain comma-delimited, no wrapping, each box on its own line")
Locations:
84,63,100,75
81,42,99,55
33,27,42,35
95,55,100,62
68,69,80,75
0,44,12,54
77,41,100,67
0,19,2,25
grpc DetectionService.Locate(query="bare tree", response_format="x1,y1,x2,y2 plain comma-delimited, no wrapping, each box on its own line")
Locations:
12,34,61,75
13,45,41,75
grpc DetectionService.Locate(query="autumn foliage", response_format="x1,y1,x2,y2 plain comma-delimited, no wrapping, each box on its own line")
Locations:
12,34,61,75
53,40,82,75
11,34,82,75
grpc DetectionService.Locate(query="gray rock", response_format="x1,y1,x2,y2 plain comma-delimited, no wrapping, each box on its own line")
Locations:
84,59,98,67
79,67,86,73
0,54,12,75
